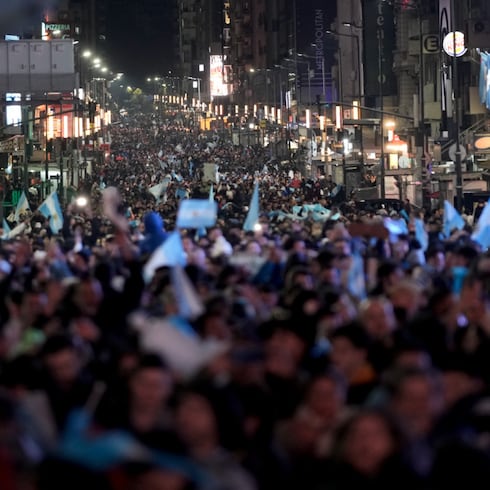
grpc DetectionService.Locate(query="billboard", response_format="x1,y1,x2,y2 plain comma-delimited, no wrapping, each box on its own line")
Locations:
295,0,334,103
210,55,229,97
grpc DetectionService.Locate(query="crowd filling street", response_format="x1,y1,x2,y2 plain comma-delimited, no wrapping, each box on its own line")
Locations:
1,112,490,489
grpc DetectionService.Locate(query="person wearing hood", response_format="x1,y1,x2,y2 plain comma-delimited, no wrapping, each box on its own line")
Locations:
139,211,168,256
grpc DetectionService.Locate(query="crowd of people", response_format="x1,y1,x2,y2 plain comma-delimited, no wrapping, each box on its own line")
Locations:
0,112,490,489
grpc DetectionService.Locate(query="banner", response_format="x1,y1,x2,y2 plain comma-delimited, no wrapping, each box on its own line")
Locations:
362,0,396,97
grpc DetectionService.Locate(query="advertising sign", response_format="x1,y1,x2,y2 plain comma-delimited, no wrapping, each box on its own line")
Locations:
479,51,490,109
442,31,467,57
210,55,229,97
362,0,396,97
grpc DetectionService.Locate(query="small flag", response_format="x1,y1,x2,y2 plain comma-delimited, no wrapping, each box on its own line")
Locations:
143,231,187,283
14,191,30,222
148,178,170,203
209,184,214,202
243,182,260,231
176,199,218,229
414,218,428,252
132,314,229,380
472,199,490,249
38,191,64,234
170,265,205,320
384,217,409,238
443,200,465,238
347,248,366,300
2,218,10,239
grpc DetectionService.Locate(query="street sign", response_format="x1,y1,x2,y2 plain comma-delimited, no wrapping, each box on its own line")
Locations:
423,35,439,54
448,143,467,161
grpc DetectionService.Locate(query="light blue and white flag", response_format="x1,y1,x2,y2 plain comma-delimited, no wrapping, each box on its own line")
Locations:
443,200,465,238
472,199,490,249
347,249,366,300
14,191,30,222
171,265,205,320
143,231,187,283
384,217,409,238
2,218,10,239
209,184,214,202
414,218,428,252
177,199,218,229
243,182,260,232
148,178,170,204
38,191,63,234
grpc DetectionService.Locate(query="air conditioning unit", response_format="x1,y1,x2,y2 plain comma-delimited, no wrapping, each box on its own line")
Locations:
473,20,490,34
467,19,490,49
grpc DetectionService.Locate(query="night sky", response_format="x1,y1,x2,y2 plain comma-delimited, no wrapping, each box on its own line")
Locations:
105,0,177,84
0,0,177,85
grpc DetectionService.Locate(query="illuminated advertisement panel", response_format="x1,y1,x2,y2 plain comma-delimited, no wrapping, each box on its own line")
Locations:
5,93,21,129
210,55,229,97
480,51,490,109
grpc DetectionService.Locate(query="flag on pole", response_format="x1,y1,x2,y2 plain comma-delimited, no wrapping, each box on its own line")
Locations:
443,200,465,238
14,191,30,222
38,191,64,234
243,182,259,231
176,199,217,229
472,199,490,249
143,231,187,283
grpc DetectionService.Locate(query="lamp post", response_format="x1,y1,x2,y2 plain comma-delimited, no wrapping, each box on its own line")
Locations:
378,26,386,199
450,0,463,212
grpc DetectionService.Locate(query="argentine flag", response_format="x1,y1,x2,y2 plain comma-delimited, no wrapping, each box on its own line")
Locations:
176,199,217,229
143,231,187,283
2,218,10,239
472,199,490,249
148,178,170,204
38,191,64,234
14,191,30,222
414,218,428,252
243,182,260,232
443,200,465,238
